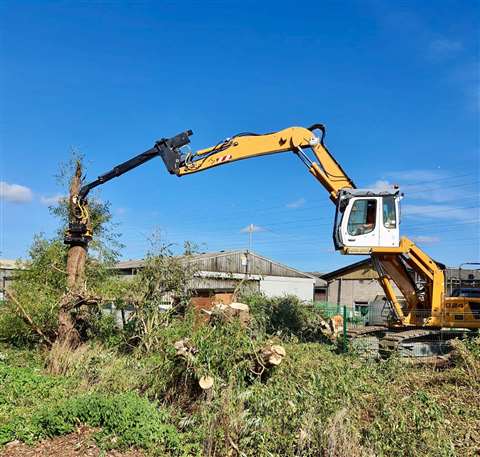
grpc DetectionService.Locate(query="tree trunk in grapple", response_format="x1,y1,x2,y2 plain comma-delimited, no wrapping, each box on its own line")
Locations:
57,161,88,349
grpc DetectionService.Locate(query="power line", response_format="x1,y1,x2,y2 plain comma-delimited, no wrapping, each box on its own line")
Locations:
117,199,479,234
115,171,479,228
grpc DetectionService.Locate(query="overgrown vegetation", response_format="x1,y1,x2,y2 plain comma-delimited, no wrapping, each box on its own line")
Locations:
1,329,479,456
1,162,479,456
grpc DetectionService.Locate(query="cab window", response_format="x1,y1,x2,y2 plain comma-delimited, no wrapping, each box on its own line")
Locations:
383,196,397,229
347,199,377,236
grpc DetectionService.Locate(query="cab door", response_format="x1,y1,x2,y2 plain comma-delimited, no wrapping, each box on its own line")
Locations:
379,196,400,247
341,197,380,248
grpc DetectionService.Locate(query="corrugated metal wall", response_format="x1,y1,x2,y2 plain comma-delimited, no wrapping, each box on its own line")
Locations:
187,251,306,278
189,276,260,292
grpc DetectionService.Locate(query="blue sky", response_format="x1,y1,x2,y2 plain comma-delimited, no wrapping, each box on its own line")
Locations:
0,0,478,272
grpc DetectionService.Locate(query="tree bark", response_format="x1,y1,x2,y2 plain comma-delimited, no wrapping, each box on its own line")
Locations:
57,161,88,349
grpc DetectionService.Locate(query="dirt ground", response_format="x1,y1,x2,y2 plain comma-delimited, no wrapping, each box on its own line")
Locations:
0,427,144,457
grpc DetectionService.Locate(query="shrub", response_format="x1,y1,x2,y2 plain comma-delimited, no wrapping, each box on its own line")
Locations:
243,293,329,342
0,356,189,455
32,392,183,453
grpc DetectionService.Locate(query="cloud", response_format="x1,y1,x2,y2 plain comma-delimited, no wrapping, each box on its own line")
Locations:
368,170,479,224
115,207,127,215
429,38,463,58
411,235,441,244
240,224,266,233
368,180,396,192
40,194,65,205
379,169,477,203
286,197,306,209
0,181,33,203
402,204,476,222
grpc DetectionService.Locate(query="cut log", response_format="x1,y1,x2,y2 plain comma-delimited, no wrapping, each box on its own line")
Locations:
260,344,286,366
210,302,250,327
229,302,249,312
199,375,214,390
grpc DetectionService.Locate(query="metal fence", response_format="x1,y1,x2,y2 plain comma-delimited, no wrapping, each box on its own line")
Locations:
313,301,478,360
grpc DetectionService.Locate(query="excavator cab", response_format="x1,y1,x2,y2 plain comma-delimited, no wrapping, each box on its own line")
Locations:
333,189,401,253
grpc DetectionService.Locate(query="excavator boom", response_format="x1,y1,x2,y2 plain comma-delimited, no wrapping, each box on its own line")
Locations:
162,125,355,202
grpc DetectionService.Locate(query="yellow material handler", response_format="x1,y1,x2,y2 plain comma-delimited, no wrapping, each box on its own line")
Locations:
66,124,480,357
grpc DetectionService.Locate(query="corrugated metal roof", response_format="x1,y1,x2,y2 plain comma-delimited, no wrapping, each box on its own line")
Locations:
321,259,372,281
114,250,313,278
306,272,328,287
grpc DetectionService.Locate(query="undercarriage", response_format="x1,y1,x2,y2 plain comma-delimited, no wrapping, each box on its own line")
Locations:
346,326,476,363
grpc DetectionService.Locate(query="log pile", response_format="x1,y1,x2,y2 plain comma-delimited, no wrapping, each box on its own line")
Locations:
319,314,344,341
174,338,197,361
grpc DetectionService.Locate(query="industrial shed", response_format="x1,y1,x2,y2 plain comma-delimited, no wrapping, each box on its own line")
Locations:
321,259,403,313
114,250,315,301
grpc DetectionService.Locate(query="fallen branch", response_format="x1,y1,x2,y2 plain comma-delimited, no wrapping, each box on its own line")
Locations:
5,289,55,346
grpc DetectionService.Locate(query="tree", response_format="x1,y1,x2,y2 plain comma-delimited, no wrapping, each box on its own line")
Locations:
1,155,122,347
120,237,199,352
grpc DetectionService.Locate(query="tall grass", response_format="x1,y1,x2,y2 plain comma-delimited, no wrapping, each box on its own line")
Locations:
1,296,479,456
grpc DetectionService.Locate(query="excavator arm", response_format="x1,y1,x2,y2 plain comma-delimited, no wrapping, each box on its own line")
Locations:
165,125,355,203
65,124,354,246
65,130,192,246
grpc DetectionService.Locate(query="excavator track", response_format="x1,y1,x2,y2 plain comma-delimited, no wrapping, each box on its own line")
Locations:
346,326,387,359
378,328,467,359
346,327,473,363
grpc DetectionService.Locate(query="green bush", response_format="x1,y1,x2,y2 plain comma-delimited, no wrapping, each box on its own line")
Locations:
0,355,190,455
2,304,480,456
0,360,74,445
243,293,329,342
33,393,183,452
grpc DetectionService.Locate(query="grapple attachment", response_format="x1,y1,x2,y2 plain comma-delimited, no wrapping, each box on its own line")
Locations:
156,129,193,174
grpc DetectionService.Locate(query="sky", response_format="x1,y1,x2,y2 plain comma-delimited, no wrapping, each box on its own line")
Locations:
0,0,479,272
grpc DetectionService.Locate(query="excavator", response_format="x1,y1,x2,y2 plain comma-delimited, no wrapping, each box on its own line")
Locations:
65,124,480,358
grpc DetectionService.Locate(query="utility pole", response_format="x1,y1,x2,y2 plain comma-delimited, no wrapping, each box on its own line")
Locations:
247,223,254,252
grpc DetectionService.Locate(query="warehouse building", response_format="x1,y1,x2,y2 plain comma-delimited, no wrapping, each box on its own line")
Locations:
321,259,480,313
306,272,328,301
114,250,316,302
321,259,403,315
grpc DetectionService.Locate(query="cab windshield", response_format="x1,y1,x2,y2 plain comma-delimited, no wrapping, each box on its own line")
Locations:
347,199,377,236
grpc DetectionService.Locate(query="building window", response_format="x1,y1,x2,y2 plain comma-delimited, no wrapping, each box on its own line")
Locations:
354,301,369,317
